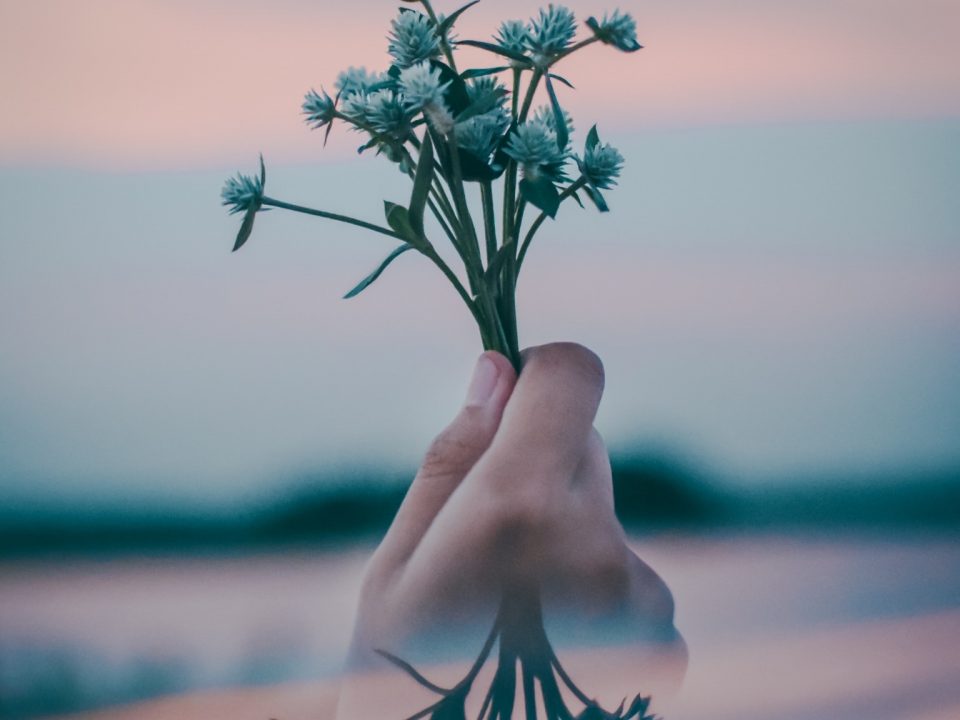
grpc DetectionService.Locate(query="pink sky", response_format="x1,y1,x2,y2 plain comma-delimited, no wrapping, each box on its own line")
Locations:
1,0,958,170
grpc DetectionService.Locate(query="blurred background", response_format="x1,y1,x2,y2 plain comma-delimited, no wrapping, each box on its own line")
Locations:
1,1,958,718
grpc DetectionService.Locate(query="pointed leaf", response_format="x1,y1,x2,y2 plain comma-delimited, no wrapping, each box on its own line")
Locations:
409,132,434,237
231,206,258,252
586,124,600,152
461,66,511,80
342,244,414,299
548,72,575,89
456,39,531,64
438,0,481,36
384,201,417,241
520,176,561,218
584,183,609,212
429,60,471,116
543,74,568,150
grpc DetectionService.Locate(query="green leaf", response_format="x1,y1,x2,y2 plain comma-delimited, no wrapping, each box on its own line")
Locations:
520,176,561,218
231,206,258,251
543,75,568,150
570,189,584,209
584,183,609,212
409,132,434,237
548,73,575,89
438,0,481,36
586,124,600,153
585,16,643,52
456,40,531,64
343,244,414,299
461,66,511,80
384,201,418,241
429,60,471,116
231,155,265,252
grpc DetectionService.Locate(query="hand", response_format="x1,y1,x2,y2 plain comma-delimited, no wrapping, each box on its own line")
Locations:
337,344,686,716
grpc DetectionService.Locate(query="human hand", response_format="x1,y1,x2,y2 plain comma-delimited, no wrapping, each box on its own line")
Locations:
338,343,686,716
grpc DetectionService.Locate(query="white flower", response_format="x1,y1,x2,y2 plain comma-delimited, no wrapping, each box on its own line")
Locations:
455,107,510,160
504,122,568,182
388,10,441,68
581,142,624,189
527,5,577,59
398,62,453,134
587,10,641,52
495,19,530,55
302,88,336,130
335,67,386,96
221,171,263,215
398,62,449,110
366,89,415,138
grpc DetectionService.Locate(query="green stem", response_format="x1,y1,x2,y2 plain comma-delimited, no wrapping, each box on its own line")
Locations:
517,68,543,124
480,180,498,266
260,197,401,240
549,37,599,66
420,0,458,73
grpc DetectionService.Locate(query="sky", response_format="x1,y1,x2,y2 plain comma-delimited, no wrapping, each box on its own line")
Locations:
1,1,959,508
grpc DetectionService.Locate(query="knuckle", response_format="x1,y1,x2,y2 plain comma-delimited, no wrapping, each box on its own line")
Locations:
419,412,486,478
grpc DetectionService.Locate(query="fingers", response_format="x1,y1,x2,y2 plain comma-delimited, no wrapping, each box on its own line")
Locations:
473,342,606,505
390,344,607,605
371,351,517,573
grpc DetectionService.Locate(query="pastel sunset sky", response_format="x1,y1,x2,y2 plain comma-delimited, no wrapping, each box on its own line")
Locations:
1,0,958,507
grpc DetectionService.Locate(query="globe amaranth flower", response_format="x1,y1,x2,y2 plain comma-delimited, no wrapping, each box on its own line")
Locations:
221,169,263,215
527,5,577,61
532,104,574,150
587,10,642,52
340,92,373,125
495,19,530,56
580,141,624,189
466,76,508,112
335,66,387,96
301,88,336,130
504,121,569,183
455,106,510,160
365,89,416,139
398,62,454,134
388,10,441,68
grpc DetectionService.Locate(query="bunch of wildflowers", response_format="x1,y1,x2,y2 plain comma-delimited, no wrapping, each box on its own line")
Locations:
220,3,652,718
222,0,642,370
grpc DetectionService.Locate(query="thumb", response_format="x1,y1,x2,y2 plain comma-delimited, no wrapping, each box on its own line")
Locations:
374,351,517,571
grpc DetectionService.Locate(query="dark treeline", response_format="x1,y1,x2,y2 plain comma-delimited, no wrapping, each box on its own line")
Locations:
2,456,958,558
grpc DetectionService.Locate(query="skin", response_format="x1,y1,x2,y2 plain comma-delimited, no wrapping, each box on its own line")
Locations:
338,343,687,717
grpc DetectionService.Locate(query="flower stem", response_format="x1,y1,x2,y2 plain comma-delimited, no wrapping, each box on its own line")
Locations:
260,197,401,240
516,178,587,275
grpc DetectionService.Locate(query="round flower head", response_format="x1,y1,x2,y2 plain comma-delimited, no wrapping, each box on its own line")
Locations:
495,19,530,55
335,66,386,96
532,105,574,149
365,89,415,139
581,141,624,189
397,62,453,134
388,10,441,68
221,170,263,215
398,62,450,110
588,10,642,52
301,88,336,130
527,5,577,59
504,121,568,182
340,92,372,125
466,76,508,111
455,106,511,160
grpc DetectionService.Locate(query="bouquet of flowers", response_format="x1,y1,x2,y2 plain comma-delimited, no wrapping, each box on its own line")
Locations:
222,2,655,717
